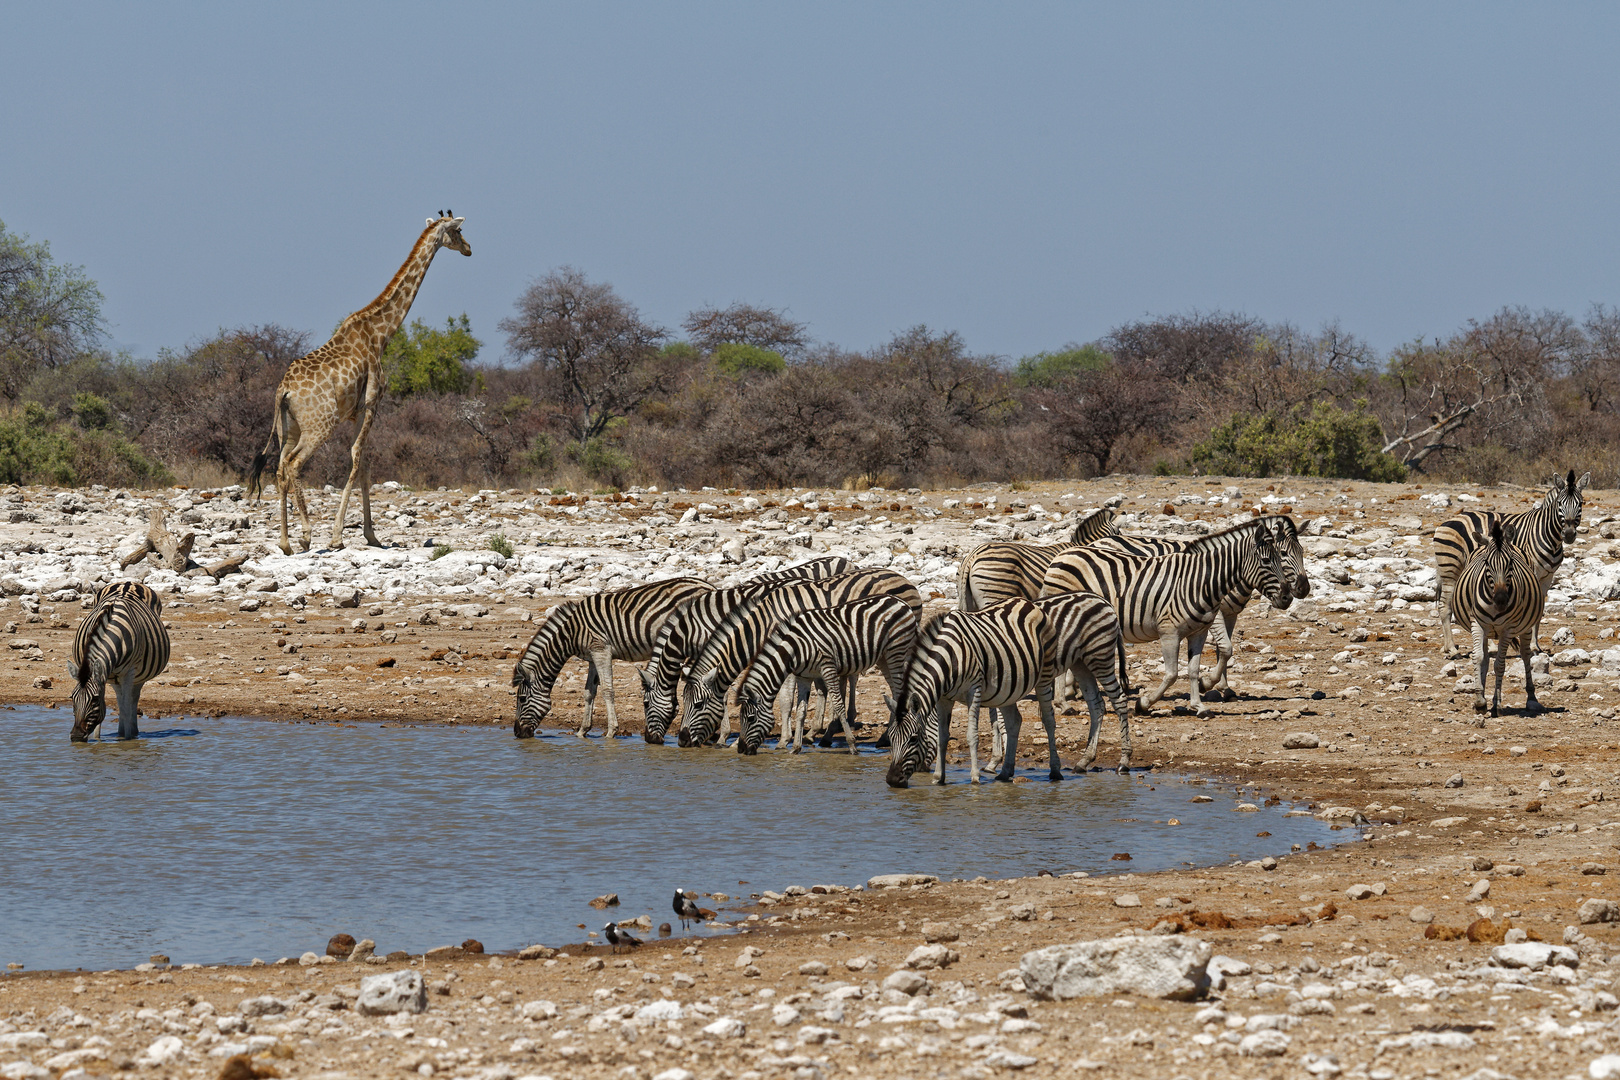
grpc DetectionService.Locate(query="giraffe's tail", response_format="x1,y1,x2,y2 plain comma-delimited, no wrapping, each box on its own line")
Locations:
247,390,287,501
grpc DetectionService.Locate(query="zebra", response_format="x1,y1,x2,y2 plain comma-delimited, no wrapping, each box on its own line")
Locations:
1450,519,1544,718
1435,469,1588,656
1038,517,1290,716
956,507,1119,611
678,569,922,748
1033,592,1134,773
884,598,1057,788
734,594,919,755
511,577,715,739
1092,514,1309,699
68,581,171,742
639,559,850,744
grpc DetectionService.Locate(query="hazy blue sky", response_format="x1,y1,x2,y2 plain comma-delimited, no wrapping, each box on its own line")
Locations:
6,3,1619,362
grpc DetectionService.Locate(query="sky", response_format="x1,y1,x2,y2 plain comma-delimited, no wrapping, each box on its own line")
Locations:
5,3,1619,363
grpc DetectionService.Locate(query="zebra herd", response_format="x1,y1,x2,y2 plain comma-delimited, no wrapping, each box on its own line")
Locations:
60,471,1590,757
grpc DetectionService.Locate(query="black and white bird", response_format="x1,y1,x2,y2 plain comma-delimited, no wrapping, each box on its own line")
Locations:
603,921,642,954
673,888,702,931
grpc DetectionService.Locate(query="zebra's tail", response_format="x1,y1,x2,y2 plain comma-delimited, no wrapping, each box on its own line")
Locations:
1115,623,1131,697
246,390,287,501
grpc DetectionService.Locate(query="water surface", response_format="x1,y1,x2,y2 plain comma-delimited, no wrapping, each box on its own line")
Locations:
0,707,1339,971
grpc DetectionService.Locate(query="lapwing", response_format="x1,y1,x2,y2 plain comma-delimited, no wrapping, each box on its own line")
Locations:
603,921,641,954
674,888,702,930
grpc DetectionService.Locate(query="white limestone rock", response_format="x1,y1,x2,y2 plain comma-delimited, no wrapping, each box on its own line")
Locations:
357,969,428,1015
1019,936,1211,1000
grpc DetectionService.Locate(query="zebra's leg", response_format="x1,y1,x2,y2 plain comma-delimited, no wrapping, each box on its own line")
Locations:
994,703,1024,783
576,661,599,737
1438,577,1456,656
1186,629,1209,716
592,647,619,738
115,675,140,740
966,686,983,784
987,706,1005,775
1520,635,1542,714
1036,684,1061,781
1472,623,1490,715
1137,632,1182,715
1198,611,1236,698
1073,665,1105,771
821,663,857,754
934,700,951,786
1491,631,1508,718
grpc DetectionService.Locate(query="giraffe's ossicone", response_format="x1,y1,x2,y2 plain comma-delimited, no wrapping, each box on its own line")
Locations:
248,214,471,554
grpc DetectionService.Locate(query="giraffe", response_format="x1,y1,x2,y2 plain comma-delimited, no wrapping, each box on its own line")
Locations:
248,213,472,554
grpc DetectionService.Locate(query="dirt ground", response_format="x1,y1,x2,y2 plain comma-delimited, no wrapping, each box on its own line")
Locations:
6,475,1620,1079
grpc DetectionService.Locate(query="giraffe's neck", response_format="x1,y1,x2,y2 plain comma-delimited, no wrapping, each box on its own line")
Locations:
339,224,441,357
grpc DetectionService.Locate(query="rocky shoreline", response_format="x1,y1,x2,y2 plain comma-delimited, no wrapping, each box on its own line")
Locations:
6,473,1620,1077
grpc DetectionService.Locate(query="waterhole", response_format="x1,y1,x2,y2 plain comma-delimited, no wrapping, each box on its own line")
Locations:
1,707,1339,970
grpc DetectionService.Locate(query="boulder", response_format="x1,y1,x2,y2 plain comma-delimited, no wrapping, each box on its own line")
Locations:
701,1017,745,1039
357,970,428,1015
904,944,959,970
1019,937,1211,1001
882,969,930,996
634,1000,683,1022
866,873,938,889
1282,732,1319,749
1579,898,1620,925
1490,942,1578,969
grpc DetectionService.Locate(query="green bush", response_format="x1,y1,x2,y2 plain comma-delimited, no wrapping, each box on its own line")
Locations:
384,314,480,396
1191,399,1407,482
0,403,168,487
487,533,514,559
431,544,453,560
569,436,632,488
712,342,786,378
1012,345,1111,388
522,433,556,475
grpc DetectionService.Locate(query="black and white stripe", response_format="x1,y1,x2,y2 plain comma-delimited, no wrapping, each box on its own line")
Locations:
956,508,1119,611
679,569,923,747
884,598,1057,787
1034,592,1134,773
1451,520,1545,718
1039,517,1290,715
733,593,920,755
511,576,715,739
1092,514,1309,698
640,560,848,744
68,582,170,742
1436,470,1587,655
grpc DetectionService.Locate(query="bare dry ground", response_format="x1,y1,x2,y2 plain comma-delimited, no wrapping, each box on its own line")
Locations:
5,475,1620,1079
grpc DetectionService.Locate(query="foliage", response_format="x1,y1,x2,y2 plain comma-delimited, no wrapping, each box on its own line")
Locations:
712,342,786,379
431,544,452,560
568,434,632,488
522,433,556,475
1012,345,1110,388
682,303,807,358
487,533,514,559
0,402,168,487
1190,399,1407,481
0,220,105,400
384,314,479,396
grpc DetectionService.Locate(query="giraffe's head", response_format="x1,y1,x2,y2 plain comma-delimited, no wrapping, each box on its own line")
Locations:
428,211,472,257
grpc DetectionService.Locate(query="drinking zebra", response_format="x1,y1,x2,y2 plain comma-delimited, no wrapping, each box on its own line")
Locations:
511,577,715,739
884,598,1057,787
1450,520,1544,718
678,569,922,748
734,594,919,755
68,581,171,742
640,559,850,744
1033,592,1134,773
1039,517,1291,715
1092,514,1309,699
1435,470,1588,656
956,507,1119,611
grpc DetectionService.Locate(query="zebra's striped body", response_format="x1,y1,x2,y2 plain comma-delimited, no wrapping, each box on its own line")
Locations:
1435,470,1588,655
640,559,847,744
511,577,715,739
679,570,923,747
749,555,850,584
1450,520,1544,717
884,598,1057,787
68,582,170,742
1093,514,1309,696
1034,592,1134,773
956,508,1119,611
735,594,919,755
1039,518,1289,715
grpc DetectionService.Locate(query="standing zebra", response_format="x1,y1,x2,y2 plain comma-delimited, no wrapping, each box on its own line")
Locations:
68,582,171,742
640,559,848,744
1092,514,1309,699
511,577,715,739
884,598,1057,787
678,569,922,748
1033,592,1134,773
1435,470,1588,656
734,594,919,755
1451,520,1544,718
956,508,1118,611
1039,518,1290,715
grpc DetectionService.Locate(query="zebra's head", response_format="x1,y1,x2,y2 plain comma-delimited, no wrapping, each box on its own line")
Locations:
676,666,726,748
1268,515,1311,599
1248,521,1292,611
639,665,677,744
735,687,774,755
1553,470,1591,544
66,658,105,743
883,689,932,787
510,666,551,739
1479,520,1521,609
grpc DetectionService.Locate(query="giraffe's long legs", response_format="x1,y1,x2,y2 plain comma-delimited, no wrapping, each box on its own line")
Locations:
331,387,381,550
359,457,381,547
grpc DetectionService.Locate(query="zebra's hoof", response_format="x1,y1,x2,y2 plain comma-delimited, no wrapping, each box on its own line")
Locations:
1047,770,1062,782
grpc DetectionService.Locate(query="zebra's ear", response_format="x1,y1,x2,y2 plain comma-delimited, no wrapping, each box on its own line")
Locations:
1579,471,1591,493
679,663,692,679
1554,472,1569,493
637,666,652,690
66,660,79,681
884,694,899,714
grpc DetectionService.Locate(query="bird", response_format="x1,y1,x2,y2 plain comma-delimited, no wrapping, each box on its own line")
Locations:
673,888,702,931
603,921,641,954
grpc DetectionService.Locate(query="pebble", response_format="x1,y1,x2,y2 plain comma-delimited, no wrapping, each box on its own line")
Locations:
1114,893,1142,908
1408,906,1434,924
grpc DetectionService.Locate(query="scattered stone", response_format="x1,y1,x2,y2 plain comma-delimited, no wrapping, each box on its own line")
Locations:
1444,773,1464,788
460,938,484,954
1346,884,1374,900
798,960,829,976
1590,1054,1620,1080
904,944,960,970
882,969,930,996
867,873,938,888
922,920,960,942
589,893,620,909
1408,906,1434,924
347,938,375,962
1282,732,1319,749
356,970,428,1015
701,1017,745,1039
1019,937,1211,1000
1239,1029,1292,1057
1580,899,1620,924
518,944,557,960
1466,879,1490,903
1491,942,1579,969
1114,894,1142,908
325,933,355,959
983,1050,1039,1070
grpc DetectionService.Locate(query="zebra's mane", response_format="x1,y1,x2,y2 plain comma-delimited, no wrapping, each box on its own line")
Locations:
514,601,578,679
1175,515,1271,550
72,604,112,688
